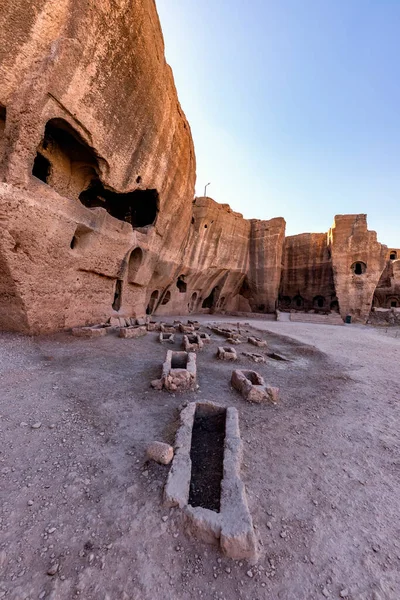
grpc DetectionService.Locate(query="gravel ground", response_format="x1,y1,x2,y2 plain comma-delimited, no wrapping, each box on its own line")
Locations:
0,318,399,600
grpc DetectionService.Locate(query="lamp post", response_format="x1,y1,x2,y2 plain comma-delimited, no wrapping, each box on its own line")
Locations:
204,182,211,197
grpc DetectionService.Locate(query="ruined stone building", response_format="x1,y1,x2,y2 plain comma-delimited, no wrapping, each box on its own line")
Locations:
0,1,398,333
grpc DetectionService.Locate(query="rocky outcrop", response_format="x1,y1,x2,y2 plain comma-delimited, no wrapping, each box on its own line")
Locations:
328,215,387,322
279,233,337,312
0,2,394,332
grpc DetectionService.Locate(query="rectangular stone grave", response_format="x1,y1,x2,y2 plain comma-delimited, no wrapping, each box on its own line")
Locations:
119,325,147,339
231,369,278,404
159,332,175,344
183,334,204,352
162,350,197,392
216,346,237,361
164,401,257,560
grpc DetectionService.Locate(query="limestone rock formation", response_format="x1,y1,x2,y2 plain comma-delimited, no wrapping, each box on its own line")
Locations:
0,1,395,332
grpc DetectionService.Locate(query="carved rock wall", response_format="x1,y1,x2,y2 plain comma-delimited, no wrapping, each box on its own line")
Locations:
0,1,394,332
279,233,337,312
329,215,387,321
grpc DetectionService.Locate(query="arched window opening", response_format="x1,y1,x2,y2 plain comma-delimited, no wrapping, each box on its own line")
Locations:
391,300,398,308
390,251,397,260
313,295,325,309
202,287,217,309
112,280,123,312
161,291,171,305
176,276,187,293
239,277,251,299
189,292,197,313
146,290,159,314
279,296,291,309
330,299,339,312
32,153,51,183
351,261,366,275
33,118,98,199
80,183,159,229
293,295,304,309
0,105,6,161
128,247,143,283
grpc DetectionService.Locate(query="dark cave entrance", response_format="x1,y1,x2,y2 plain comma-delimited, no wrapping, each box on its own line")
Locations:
80,182,159,228
112,280,123,312
202,286,218,309
32,153,51,183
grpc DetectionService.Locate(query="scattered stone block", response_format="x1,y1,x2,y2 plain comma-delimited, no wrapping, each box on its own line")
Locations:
242,351,266,364
119,325,147,339
188,320,200,330
162,351,197,392
179,323,195,333
183,334,204,352
159,332,175,344
248,336,267,348
161,323,177,333
72,326,107,338
147,321,160,331
226,337,244,345
231,369,279,404
109,317,120,327
217,346,237,361
198,332,211,343
147,441,174,465
136,316,146,325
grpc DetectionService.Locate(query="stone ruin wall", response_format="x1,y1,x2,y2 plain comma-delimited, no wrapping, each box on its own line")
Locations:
0,0,397,333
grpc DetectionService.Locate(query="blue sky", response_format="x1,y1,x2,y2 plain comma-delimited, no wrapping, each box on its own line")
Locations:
156,1,399,247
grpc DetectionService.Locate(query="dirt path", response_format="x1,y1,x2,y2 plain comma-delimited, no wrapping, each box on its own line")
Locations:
1,320,399,600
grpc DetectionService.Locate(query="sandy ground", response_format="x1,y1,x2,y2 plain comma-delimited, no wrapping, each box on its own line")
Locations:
1,318,400,600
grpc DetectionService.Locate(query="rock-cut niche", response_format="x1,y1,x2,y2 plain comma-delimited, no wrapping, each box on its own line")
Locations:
32,118,159,229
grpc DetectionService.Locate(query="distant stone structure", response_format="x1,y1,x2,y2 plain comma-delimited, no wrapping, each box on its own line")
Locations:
0,1,397,333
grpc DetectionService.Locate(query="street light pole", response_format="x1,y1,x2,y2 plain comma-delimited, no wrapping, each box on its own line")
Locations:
204,182,211,197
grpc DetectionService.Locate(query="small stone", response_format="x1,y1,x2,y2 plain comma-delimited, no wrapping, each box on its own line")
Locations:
47,563,59,576
39,592,46,599
47,527,56,534
31,422,42,429
322,588,329,597
267,521,272,529
49,424,56,429
246,570,253,578
340,591,349,598
225,567,231,574
162,516,168,522
146,441,174,465
27,500,34,506
20,422,28,427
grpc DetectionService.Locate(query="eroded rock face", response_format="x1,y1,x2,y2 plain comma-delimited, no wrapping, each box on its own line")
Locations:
0,2,393,332
328,215,388,322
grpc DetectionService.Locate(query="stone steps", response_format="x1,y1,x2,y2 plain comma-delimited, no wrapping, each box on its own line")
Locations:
289,312,344,326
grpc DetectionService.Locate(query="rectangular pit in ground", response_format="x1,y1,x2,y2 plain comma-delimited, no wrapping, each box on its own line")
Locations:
171,352,188,369
189,404,226,513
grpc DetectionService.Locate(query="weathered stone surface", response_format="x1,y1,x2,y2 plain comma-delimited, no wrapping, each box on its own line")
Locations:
72,326,107,338
119,326,147,339
0,1,392,332
182,334,204,352
231,370,279,404
217,346,237,361
248,336,267,348
146,442,174,465
162,351,197,392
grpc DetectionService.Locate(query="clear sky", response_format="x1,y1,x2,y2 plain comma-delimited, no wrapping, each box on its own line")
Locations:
156,1,399,247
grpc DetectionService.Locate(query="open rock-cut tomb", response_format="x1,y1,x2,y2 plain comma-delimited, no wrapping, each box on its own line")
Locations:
164,401,257,560
231,369,279,404
160,350,197,393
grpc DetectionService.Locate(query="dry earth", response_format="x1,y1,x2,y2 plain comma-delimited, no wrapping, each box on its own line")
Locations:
0,317,399,600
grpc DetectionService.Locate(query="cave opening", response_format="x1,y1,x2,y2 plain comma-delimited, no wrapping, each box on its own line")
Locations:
80,182,159,228
390,251,397,260
32,153,51,183
146,290,159,315
128,247,143,283
352,261,366,275
176,276,187,293
202,287,217,309
161,291,171,305
112,280,123,312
